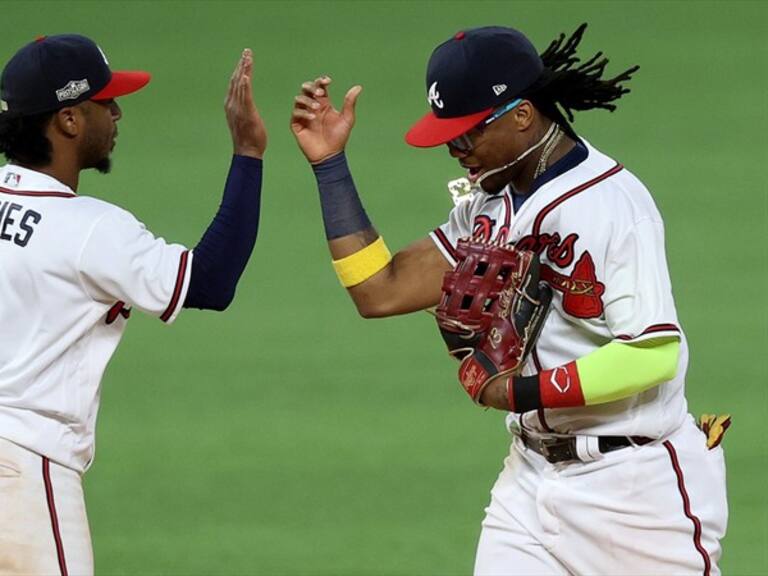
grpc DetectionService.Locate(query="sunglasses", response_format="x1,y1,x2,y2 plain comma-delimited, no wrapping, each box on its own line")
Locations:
447,98,523,153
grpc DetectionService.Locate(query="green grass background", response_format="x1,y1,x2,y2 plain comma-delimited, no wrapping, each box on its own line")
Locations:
3,1,766,573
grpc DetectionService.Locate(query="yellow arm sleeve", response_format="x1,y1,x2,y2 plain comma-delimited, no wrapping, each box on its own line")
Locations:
575,337,680,405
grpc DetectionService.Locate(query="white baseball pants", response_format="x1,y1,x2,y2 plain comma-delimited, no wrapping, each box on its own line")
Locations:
0,437,93,575
474,416,728,575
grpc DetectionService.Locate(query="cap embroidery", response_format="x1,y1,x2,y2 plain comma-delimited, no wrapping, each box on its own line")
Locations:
427,81,444,109
492,84,508,96
55,79,90,102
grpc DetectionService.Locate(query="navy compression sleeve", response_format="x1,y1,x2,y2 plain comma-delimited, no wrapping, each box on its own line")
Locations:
312,152,371,239
183,155,262,311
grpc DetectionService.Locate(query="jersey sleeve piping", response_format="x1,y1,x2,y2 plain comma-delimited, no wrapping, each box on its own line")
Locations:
429,228,458,267
0,187,76,198
160,250,192,323
615,323,681,343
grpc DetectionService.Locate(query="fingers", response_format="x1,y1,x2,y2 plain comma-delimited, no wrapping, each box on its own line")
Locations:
294,94,320,112
341,85,363,122
291,107,316,123
229,49,246,92
227,49,252,109
301,75,332,98
292,76,332,127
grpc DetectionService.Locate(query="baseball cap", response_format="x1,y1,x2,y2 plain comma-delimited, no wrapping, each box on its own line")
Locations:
0,34,150,117
405,27,543,148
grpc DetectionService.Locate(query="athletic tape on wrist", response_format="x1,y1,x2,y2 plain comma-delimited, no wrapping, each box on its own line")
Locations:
332,237,392,288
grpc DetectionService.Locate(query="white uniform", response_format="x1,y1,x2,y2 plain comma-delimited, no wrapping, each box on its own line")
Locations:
0,164,192,573
431,141,728,575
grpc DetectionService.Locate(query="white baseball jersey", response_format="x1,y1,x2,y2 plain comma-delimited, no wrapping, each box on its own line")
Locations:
0,164,192,473
430,140,687,438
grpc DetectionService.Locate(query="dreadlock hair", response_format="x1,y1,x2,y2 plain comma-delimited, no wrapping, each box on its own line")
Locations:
0,111,55,167
522,23,640,140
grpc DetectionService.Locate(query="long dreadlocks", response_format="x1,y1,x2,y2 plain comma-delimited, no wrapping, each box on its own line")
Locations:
522,23,640,140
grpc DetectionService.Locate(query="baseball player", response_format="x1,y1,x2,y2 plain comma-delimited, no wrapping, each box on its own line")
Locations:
291,24,729,574
0,35,265,574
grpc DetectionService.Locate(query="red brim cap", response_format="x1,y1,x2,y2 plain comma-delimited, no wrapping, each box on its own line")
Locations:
92,70,151,100
404,107,493,148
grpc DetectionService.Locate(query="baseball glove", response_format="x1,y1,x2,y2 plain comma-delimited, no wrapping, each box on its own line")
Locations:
699,413,731,449
434,239,553,404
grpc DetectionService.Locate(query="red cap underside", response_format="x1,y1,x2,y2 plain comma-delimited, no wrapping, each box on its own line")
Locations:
405,107,493,148
92,71,151,100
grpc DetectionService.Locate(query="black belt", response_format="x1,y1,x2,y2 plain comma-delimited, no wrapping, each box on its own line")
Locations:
521,432,653,464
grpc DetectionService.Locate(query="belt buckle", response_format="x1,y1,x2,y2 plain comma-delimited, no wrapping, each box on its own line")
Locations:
539,437,562,460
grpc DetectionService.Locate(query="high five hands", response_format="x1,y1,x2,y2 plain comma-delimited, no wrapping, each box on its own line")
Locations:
290,76,363,164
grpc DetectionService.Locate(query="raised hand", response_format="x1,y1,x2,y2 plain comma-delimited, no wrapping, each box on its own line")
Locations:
290,75,362,164
225,49,267,159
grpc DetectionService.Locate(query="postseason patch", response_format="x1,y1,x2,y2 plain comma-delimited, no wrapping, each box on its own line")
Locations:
56,79,90,102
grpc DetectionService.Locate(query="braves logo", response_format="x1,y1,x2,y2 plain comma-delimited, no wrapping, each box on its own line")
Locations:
472,217,605,319
427,82,444,109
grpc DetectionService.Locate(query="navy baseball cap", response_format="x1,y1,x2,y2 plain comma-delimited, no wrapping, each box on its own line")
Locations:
405,27,543,147
0,34,150,116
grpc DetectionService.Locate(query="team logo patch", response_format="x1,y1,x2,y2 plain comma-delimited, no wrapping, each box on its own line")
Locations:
56,79,90,102
492,84,508,96
515,232,605,319
541,251,605,319
427,81,444,109
3,172,21,187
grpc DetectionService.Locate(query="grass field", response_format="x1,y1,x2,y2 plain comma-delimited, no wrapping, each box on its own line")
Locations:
2,1,766,574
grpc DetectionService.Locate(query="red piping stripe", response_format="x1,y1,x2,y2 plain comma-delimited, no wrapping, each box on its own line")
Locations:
42,458,68,576
532,163,624,236
432,228,459,263
663,441,711,575
0,186,75,198
502,192,512,229
616,323,681,341
161,250,189,322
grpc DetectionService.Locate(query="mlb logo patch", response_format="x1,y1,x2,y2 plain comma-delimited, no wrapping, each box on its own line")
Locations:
3,172,21,187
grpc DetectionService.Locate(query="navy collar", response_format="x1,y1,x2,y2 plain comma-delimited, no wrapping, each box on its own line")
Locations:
511,139,589,209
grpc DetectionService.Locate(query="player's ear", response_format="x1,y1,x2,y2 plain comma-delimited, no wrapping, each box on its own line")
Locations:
513,100,535,132
52,106,81,138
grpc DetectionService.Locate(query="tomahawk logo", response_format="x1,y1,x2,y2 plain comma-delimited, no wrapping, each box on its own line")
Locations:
550,366,571,393
427,82,444,109
492,84,508,96
56,79,90,102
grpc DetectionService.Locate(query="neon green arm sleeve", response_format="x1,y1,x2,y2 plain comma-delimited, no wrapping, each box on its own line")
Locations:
575,337,680,405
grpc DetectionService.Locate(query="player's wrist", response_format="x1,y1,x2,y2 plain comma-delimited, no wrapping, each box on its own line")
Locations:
507,362,587,413
233,145,264,159
310,149,346,166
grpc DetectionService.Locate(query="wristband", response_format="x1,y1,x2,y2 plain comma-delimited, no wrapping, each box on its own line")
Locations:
332,237,392,288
